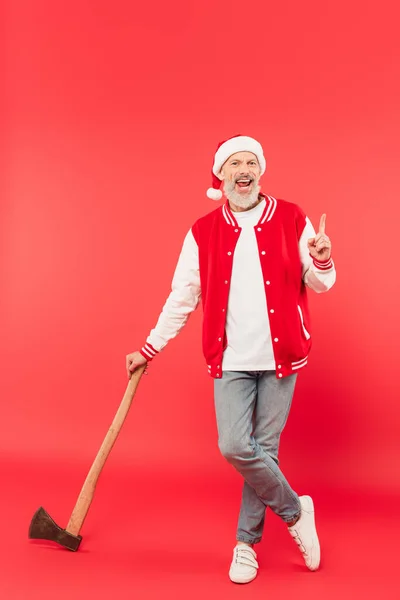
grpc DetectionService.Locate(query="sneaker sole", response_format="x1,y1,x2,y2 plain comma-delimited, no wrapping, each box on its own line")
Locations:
300,495,320,571
229,570,258,584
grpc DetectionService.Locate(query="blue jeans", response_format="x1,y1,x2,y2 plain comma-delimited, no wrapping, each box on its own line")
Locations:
214,370,301,544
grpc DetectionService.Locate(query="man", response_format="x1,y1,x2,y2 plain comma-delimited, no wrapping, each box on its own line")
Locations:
126,135,336,583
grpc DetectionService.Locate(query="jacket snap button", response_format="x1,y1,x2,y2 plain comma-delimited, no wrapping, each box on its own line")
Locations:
274,337,279,342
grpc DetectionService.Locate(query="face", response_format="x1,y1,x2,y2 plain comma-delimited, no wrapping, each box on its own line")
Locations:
219,151,262,209
220,151,261,194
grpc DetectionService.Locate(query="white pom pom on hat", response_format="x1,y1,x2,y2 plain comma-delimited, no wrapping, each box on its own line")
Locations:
206,134,266,200
207,188,223,200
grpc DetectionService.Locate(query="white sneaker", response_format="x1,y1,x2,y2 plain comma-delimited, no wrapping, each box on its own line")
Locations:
229,544,259,584
288,495,320,570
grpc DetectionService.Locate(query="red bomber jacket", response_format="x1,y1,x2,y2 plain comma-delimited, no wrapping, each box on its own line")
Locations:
191,194,315,380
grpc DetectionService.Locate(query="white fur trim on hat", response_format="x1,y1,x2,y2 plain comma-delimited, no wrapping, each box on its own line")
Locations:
212,136,266,178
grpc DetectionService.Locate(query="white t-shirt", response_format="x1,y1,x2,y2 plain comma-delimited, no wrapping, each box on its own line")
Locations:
222,199,275,370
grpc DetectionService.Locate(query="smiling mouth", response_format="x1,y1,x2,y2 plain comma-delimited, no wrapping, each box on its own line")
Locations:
235,178,253,190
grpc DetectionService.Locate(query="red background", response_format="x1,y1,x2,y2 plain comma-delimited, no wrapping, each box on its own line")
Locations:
2,1,400,598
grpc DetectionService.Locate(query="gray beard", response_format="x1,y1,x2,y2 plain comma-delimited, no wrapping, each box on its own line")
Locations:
223,179,261,210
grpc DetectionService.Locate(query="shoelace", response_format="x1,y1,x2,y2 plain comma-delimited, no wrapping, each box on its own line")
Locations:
234,547,259,569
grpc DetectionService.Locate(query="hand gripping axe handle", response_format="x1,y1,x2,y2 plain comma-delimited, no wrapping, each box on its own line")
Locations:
28,365,146,551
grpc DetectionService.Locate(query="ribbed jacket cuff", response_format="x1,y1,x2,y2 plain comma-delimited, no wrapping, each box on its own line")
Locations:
311,254,333,271
140,343,159,361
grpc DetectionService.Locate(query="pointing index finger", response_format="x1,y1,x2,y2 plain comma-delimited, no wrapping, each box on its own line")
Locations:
319,213,326,234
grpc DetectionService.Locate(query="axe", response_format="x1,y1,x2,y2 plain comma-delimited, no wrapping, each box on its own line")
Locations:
29,364,146,551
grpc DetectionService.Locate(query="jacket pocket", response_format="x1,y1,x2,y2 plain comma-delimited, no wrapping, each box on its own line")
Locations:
297,305,311,340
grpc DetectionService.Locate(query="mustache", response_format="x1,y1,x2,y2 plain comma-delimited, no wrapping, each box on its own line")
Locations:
234,174,255,182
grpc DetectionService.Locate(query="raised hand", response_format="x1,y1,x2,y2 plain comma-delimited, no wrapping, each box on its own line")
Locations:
307,214,332,262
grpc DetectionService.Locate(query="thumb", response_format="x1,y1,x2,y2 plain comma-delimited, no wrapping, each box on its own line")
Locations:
308,237,315,246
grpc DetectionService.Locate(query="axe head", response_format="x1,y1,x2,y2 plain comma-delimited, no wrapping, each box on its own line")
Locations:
29,507,82,552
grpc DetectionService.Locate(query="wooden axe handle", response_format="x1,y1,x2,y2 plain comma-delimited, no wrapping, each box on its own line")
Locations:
66,365,146,536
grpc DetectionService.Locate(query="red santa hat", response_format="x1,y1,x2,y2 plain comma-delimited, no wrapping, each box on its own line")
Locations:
206,134,266,200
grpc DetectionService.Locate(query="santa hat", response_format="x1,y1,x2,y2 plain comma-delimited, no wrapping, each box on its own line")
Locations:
206,134,266,200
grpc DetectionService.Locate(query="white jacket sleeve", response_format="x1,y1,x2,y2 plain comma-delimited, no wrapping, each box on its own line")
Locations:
140,229,201,360
299,217,336,293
